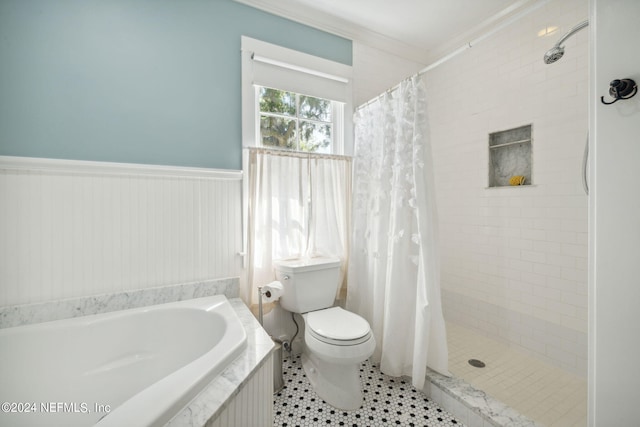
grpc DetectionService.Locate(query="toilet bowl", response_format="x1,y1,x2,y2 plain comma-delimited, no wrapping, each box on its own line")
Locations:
274,257,375,410
302,307,376,409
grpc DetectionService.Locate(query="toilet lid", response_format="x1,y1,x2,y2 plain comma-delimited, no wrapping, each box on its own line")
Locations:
305,307,371,341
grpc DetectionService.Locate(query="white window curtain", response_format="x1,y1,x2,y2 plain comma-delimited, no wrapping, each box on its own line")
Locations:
348,76,449,389
245,148,351,306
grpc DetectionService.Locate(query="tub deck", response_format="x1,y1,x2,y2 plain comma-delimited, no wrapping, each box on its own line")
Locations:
0,298,275,426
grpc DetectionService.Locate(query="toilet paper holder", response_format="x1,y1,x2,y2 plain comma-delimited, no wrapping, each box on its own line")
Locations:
257,281,284,325
256,283,286,394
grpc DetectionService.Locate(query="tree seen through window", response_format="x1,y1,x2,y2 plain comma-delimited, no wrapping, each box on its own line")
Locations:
259,87,333,153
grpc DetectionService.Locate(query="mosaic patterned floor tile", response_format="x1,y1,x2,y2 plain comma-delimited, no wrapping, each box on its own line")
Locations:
273,355,465,427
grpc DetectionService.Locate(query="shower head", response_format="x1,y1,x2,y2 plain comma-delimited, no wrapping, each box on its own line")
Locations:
544,45,565,64
543,20,588,64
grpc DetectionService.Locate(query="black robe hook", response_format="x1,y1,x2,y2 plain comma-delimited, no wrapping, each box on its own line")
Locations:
601,78,637,105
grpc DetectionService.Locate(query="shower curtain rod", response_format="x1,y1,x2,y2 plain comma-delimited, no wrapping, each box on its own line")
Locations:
355,0,550,112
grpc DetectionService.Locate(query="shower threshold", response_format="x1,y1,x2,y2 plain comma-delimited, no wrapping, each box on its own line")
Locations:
424,368,540,427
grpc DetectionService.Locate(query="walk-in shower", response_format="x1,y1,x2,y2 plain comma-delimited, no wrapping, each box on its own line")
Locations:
544,20,590,194
424,3,590,423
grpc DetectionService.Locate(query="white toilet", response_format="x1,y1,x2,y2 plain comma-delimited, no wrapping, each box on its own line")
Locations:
274,257,375,410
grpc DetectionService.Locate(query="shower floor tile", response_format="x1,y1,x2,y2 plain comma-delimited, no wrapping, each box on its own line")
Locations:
273,355,465,427
446,322,587,427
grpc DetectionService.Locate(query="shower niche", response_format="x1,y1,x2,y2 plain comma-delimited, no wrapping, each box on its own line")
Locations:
488,124,532,187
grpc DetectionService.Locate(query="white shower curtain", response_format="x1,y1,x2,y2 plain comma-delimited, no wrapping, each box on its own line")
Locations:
246,148,351,306
347,76,449,389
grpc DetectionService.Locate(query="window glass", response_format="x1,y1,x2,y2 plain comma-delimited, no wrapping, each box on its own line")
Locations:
299,120,331,153
259,87,296,116
260,116,297,149
299,95,332,121
258,86,333,153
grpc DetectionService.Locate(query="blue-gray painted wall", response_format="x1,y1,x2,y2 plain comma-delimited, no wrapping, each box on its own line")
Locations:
0,0,352,170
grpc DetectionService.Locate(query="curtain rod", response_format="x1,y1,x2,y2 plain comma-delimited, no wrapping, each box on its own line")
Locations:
244,146,352,161
355,0,550,112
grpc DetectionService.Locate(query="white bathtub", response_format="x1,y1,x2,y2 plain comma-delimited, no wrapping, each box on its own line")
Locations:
0,295,247,427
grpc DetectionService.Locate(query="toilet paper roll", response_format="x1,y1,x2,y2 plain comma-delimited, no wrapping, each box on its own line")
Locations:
261,281,284,302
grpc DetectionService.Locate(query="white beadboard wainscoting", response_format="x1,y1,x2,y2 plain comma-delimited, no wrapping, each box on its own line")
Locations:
206,352,274,427
0,156,243,308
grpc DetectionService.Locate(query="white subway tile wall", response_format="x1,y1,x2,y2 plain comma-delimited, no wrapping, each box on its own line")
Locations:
424,0,588,375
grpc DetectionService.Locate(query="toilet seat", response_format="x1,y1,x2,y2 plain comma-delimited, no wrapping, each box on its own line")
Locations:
305,307,372,346
308,328,372,346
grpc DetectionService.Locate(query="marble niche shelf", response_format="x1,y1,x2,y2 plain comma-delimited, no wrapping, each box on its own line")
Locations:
488,124,532,188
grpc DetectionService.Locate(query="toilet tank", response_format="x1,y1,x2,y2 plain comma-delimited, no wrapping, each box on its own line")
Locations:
274,257,341,313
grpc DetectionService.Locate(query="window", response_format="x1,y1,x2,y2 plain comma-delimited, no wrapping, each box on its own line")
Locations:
258,87,335,154
241,36,353,156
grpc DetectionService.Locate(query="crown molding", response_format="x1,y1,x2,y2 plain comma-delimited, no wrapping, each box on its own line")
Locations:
422,0,548,65
234,0,548,67
233,0,433,64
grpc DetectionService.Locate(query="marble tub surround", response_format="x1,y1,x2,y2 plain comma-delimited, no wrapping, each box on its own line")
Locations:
424,369,540,427
167,298,276,426
0,278,239,329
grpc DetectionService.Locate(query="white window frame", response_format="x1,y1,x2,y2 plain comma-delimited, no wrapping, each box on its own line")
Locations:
241,36,353,156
